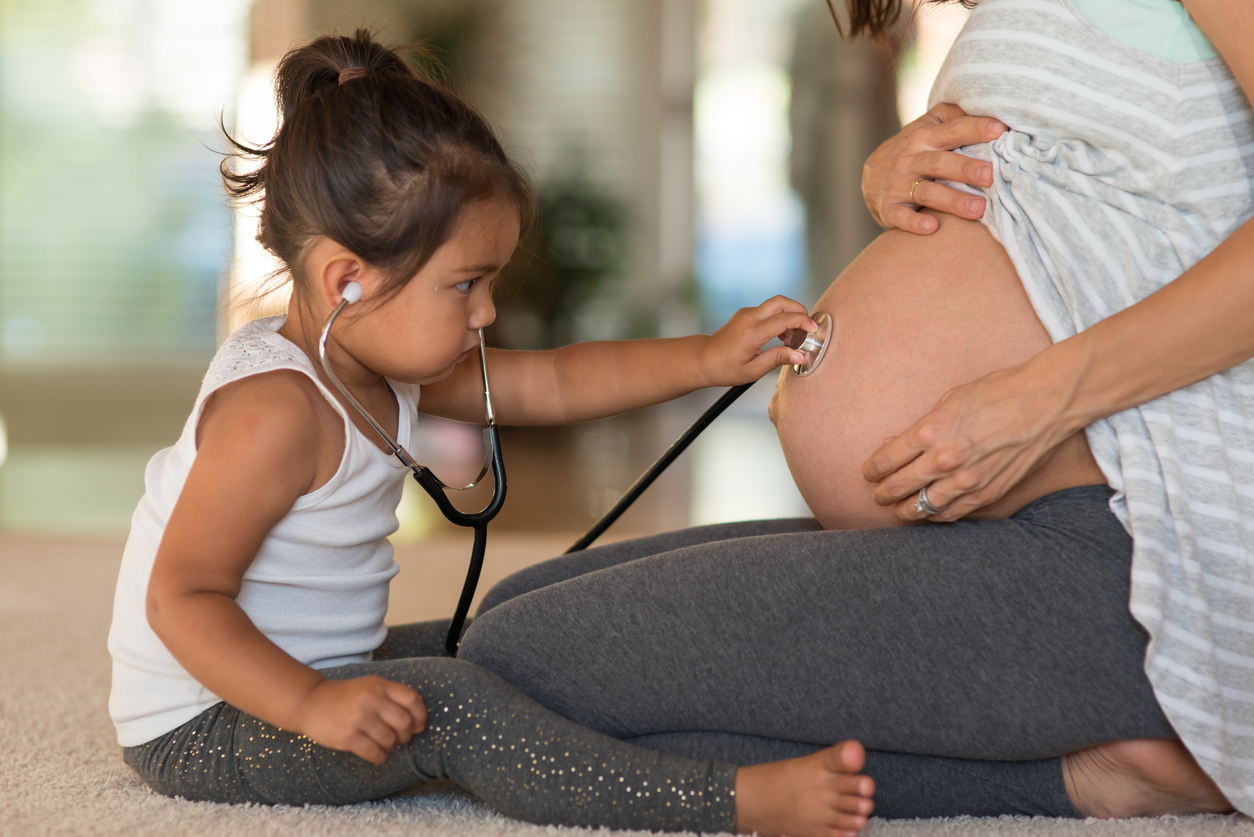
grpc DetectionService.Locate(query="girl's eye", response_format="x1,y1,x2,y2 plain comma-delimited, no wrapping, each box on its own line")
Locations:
455,279,476,294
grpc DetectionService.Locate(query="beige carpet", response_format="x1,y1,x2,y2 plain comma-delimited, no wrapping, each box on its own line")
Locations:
2,534,1250,837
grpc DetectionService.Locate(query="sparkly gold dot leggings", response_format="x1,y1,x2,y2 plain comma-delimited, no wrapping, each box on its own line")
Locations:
122,656,736,832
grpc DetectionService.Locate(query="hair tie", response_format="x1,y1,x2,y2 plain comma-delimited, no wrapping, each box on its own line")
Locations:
338,67,368,85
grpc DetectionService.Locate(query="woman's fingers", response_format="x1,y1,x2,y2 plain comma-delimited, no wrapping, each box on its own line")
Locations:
863,102,1006,233
925,111,1007,157
886,202,940,235
915,149,992,189
910,176,987,219
893,453,1021,522
863,424,938,485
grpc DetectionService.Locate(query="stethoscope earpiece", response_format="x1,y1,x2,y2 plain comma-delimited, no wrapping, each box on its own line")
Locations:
341,281,363,305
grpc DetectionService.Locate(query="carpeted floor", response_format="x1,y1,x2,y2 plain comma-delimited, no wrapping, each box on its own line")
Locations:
2,534,1250,837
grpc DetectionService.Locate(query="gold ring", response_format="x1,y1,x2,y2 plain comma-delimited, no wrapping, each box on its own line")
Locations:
909,178,924,204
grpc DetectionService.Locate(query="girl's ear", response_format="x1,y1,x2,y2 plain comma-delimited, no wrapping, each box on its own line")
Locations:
308,241,379,313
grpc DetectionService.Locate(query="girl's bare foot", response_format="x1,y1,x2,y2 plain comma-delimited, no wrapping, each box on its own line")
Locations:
1063,739,1233,818
735,740,875,837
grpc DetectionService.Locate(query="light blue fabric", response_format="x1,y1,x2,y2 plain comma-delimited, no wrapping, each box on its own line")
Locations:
1070,0,1218,63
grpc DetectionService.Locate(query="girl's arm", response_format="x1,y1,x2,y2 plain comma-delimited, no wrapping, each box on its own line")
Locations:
146,371,425,764
418,296,816,424
863,0,1254,520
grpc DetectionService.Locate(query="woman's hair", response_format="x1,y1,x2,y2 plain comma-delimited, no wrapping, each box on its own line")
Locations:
826,0,972,40
223,29,535,300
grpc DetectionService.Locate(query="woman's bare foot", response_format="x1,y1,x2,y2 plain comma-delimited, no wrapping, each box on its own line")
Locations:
1063,739,1233,818
735,740,875,837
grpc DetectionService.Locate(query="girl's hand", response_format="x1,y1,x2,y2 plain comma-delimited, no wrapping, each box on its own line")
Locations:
700,296,818,386
861,359,1080,522
297,676,428,765
862,103,1008,235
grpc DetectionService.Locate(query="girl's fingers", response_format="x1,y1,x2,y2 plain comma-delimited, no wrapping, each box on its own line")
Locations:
752,310,818,344
350,733,389,765
377,700,417,744
360,713,399,753
749,294,811,320
748,346,805,376
385,682,427,732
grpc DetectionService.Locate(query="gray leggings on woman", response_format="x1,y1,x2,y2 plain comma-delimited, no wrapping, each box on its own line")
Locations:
459,485,1176,818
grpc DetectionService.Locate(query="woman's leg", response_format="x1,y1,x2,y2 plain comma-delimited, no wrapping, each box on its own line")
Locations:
476,518,822,615
122,656,873,834
458,486,1174,762
370,521,823,660
628,732,1080,819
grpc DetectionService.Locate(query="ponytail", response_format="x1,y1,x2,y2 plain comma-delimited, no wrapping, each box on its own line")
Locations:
222,29,535,298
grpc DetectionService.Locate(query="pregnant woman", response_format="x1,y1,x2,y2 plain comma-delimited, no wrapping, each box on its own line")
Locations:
457,0,1254,824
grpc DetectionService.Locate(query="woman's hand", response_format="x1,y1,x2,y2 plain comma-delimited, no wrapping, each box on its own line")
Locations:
862,356,1083,522
699,295,818,386
862,103,1007,235
297,677,428,765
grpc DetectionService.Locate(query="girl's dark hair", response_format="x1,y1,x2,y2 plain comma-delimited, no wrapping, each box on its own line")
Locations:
223,29,535,299
825,0,973,40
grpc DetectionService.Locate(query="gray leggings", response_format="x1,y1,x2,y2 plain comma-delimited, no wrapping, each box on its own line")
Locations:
124,655,736,833
459,485,1176,817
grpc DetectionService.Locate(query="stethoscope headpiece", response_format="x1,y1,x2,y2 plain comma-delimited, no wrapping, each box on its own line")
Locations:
788,310,832,376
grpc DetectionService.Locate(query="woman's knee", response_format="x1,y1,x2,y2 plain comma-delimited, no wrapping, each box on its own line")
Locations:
457,599,546,682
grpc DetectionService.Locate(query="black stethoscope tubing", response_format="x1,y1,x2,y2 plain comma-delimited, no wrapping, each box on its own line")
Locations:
566,310,831,553
321,288,829,657
319,286,506,655
565,382,753,553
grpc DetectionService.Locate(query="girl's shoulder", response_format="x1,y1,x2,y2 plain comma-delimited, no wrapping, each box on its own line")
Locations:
193,317,345,489
202,316,319,395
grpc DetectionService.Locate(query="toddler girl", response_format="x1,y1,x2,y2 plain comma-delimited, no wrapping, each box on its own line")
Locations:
107,29,875,837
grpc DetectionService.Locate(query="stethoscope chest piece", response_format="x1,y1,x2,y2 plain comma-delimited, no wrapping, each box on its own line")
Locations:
789,310,832,376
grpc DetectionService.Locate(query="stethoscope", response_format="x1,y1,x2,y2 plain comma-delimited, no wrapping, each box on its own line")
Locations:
320,280,832,655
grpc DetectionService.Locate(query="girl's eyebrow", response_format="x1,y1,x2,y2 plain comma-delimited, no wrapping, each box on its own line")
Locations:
455,264,501,274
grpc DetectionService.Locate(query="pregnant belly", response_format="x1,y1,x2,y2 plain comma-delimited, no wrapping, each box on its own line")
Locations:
771,212,1105,530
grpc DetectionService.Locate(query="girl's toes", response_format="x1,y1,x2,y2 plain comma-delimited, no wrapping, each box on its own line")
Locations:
821,740,867,774
832,773,874,798
835,793,874,815
832,812,869,834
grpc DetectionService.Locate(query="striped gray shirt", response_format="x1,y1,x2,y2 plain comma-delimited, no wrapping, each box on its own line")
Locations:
932,0,1254,811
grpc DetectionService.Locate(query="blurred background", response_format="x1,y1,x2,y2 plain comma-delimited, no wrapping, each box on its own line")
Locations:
0,0,970,543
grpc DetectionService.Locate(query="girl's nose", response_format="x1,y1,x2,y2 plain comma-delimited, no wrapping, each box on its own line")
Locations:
469,294,496,331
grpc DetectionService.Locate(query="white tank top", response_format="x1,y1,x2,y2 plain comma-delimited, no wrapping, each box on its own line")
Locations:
108,316,417,747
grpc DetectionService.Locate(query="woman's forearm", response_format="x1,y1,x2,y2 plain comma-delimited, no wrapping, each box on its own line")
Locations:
1045,217,1254,433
